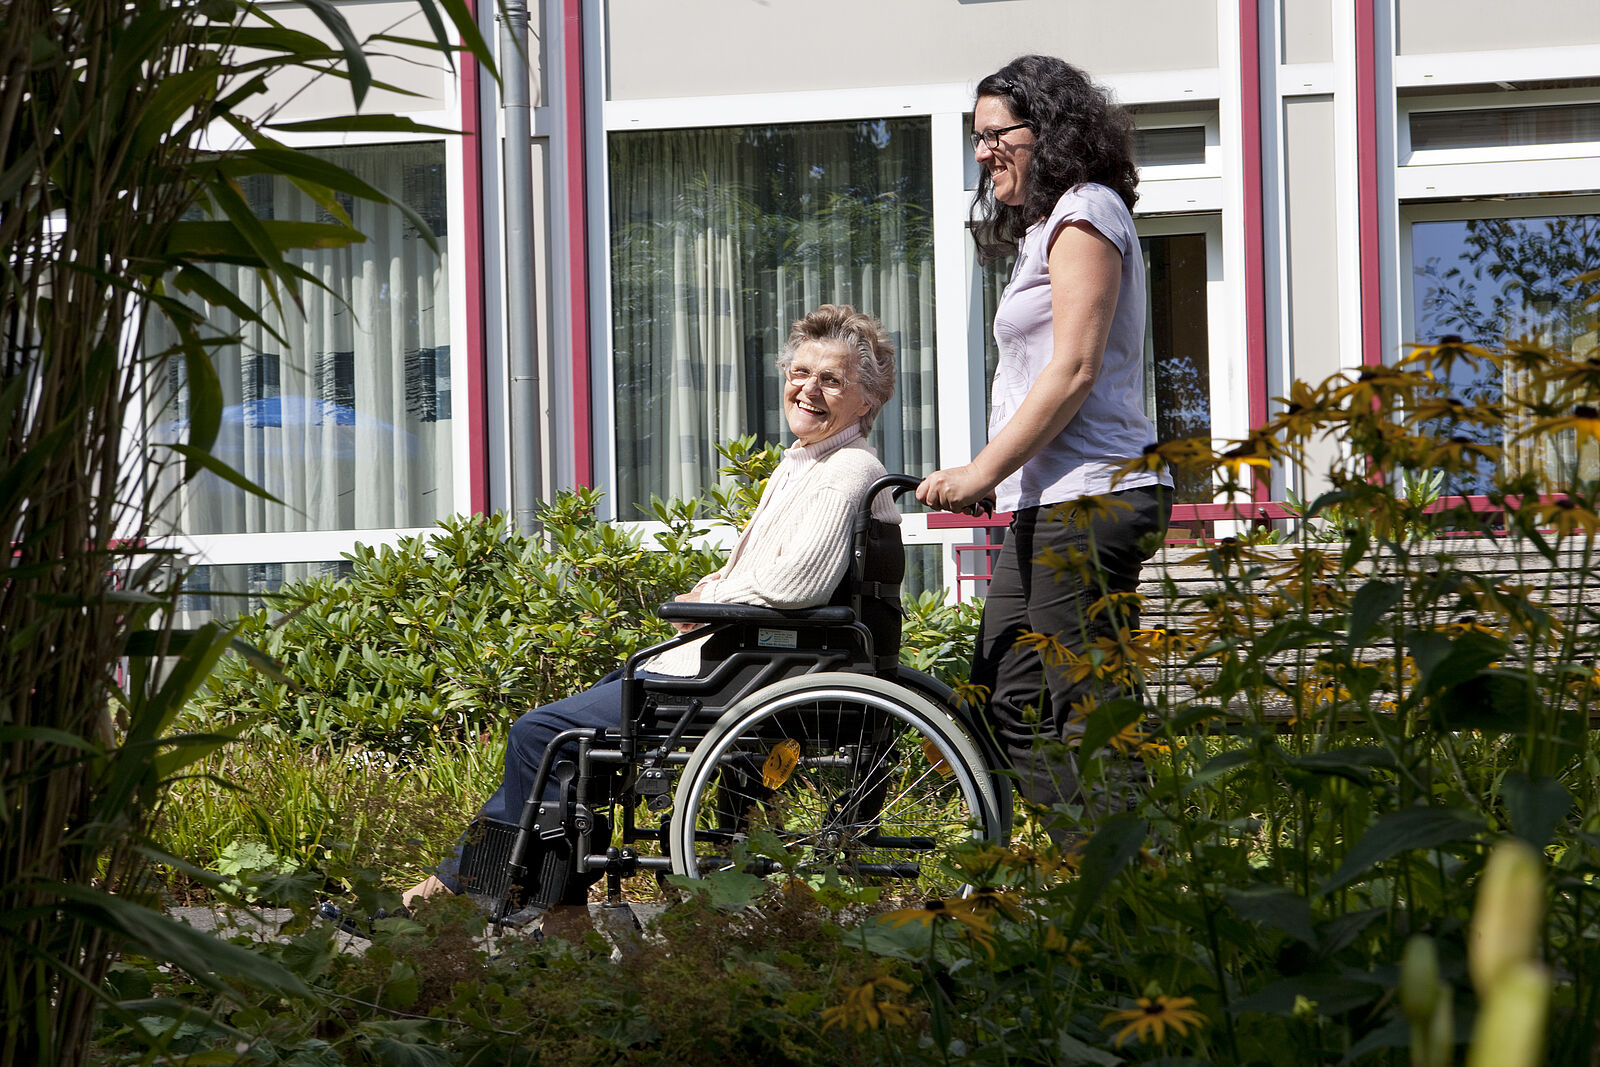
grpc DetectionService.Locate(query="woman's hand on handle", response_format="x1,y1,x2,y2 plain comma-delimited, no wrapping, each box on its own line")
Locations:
917,464,997,514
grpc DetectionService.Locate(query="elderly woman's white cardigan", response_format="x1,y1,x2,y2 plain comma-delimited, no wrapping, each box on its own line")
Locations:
644,424,900,677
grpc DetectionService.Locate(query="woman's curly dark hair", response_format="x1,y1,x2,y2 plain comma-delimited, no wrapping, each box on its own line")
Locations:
970,55,1139,261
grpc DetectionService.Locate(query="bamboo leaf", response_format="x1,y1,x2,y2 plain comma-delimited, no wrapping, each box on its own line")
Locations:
265,114,459,136
47,883,309,998
423,0,498,80
293,0,371,106
160,444,287,505
153,726,247,782
171,265,283,343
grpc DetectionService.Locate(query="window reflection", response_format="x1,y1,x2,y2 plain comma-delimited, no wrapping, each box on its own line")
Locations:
1411,213,1600,493
149,142,452,535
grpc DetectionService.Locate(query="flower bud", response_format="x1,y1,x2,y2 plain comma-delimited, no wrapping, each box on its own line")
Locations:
1400,935,1440,1026
1468,838,1544,997
1465,962,1551,1067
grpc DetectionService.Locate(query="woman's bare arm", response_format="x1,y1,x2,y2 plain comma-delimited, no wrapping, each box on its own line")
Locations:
916,220,1122,512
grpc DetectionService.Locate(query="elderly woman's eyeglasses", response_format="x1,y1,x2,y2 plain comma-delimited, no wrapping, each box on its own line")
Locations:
970,122,1032,150
786,366,855,396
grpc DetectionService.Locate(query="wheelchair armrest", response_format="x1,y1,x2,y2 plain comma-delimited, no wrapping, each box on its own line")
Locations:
657,601,857,626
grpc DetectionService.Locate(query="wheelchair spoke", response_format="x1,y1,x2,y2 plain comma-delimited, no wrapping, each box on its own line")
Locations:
674,680,1005,898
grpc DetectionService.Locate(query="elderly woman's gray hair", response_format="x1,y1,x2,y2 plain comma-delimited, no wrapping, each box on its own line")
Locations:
778,304,897,432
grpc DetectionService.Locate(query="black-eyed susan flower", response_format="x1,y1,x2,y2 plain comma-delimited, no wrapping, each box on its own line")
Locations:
1041,926,1090,965
1116,436,1217,484
1036,543,1093,582
1424,434,1503,471
950,679,990,710
1399,335,1498,377
1330,364,1428,410
1015,628,1073,669
1101,994,1207,1047
1519,404,1600,446
1050,492,1134,528
1085,589,1145,622
1529,496,1600,539
820,974,914,1032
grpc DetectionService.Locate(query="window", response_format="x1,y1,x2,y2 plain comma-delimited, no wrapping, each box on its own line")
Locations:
977,231,1215,504
1408,207,1600,493
608,118,937,517
148,142,452,535
1134,126,1208,167
1410,103,1600,152
179,562,352,628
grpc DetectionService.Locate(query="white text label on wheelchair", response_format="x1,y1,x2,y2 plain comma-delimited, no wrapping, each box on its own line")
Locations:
757,628,799,649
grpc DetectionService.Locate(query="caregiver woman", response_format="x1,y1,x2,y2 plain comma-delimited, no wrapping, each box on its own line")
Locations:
917,54,1171,822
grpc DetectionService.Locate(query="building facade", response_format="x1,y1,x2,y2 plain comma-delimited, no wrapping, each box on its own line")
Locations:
171,0,1600,610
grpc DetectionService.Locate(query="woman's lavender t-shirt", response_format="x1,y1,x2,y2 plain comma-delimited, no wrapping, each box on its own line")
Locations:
988,183,1168,512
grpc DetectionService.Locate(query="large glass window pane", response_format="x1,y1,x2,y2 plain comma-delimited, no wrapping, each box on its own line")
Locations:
149,142,452,534
978,231,1214,504
609,119,936,517
1410,212,1600,493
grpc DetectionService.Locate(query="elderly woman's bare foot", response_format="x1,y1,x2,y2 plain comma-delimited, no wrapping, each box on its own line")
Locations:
402,875,451,909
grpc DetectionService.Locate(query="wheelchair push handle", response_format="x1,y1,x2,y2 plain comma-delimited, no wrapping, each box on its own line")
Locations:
863,474,995,521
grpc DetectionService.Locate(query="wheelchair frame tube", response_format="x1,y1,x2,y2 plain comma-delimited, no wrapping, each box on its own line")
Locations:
507,726,603,885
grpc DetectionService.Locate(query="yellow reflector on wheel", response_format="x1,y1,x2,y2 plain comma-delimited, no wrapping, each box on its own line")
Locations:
762,738,802,789
922,738,953,775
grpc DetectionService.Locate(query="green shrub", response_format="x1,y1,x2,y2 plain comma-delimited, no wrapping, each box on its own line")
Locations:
193,491,728,749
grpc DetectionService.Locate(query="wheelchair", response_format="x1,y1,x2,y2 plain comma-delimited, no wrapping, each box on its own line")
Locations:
453,475,1012,927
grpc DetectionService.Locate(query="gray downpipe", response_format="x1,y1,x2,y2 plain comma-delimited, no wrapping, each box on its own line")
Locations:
501,0,542,533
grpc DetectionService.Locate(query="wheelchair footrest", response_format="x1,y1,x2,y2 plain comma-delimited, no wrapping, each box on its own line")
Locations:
455,817,569,914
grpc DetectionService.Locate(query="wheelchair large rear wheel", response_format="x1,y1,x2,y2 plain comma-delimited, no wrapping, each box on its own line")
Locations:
669,673,1006,898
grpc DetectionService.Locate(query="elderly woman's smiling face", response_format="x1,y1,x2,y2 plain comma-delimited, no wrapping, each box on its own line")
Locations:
784,340,871,447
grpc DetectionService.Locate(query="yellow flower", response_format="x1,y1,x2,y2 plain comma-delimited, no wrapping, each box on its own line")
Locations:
821,974,914,1032
1101,995,1207,1047
1423,434,1502,471
1041,926,1091,965
1528,496,1600,540
1268,379,1341,440
1049,493,1134,528
1329,364,1429,408
882,897,992,937
1105,721,1147,756
1015,628,1073,669
1519,404,1600,446
1085,589,1145,622
1398,336,1498,377
963,887,1026,922
1115,437,1215,483
950,680,990,710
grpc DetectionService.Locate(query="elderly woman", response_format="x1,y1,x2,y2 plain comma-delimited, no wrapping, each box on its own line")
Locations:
405,303,900,909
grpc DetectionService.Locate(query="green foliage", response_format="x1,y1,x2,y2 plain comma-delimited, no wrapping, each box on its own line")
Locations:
899,591,983,687
190,487,753,750
0,3,492,1064
98,884,898,1066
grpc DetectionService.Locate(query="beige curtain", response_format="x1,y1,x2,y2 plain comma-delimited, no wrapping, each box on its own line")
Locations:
609,120,937,517
149,143,452,534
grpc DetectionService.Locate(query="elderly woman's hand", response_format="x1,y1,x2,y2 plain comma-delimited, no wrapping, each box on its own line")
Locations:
916,464,995,514
669,578,718,633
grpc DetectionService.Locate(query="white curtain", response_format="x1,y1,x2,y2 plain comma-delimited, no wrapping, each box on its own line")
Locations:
609,120,937,517
151,142,451,535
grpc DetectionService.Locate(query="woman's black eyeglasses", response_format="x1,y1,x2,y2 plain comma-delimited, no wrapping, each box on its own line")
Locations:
970,123,1033,151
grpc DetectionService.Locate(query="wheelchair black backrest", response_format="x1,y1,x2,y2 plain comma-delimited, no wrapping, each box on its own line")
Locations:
829,509,906,673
